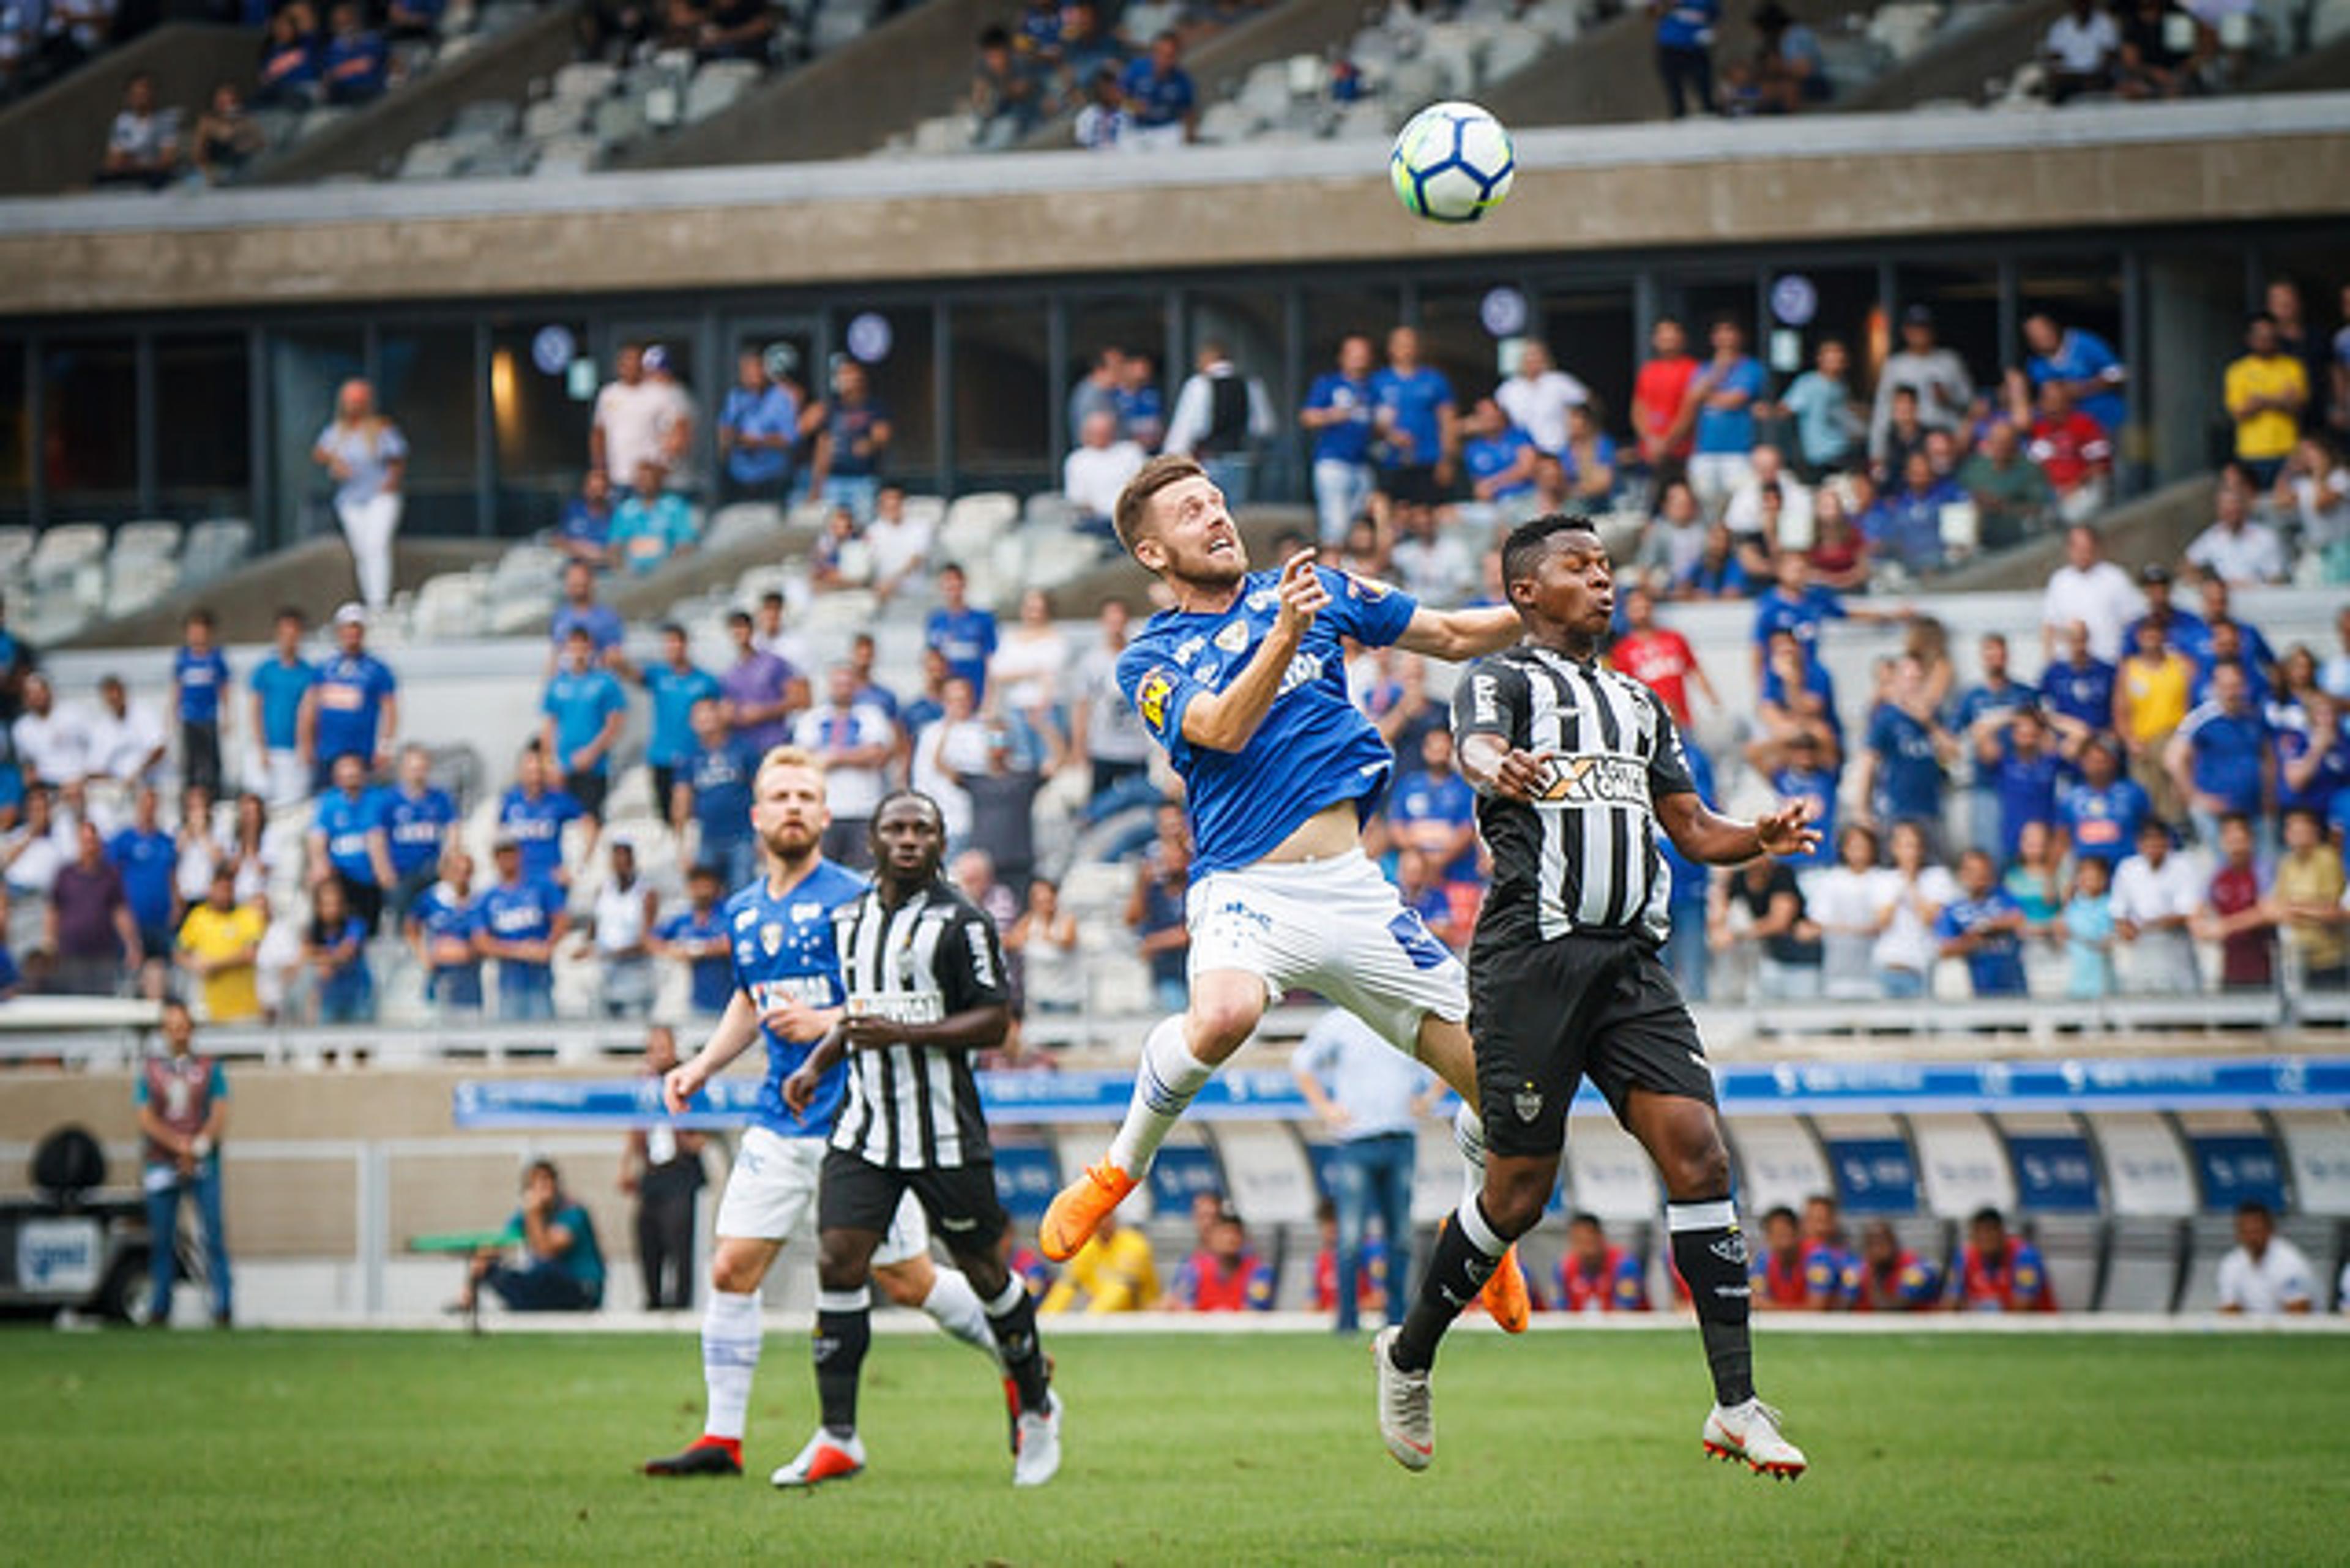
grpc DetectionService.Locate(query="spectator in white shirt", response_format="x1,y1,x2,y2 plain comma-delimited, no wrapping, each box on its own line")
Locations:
2215,1200,2315,1315
2184,479,2290,585
94,72,179,190
2109,818,2203,993
590,343,690,490
1722,445,1811,564
2043,0,2119,102
1063,409,1146,529
86,674,166,785
910,677,989,846
12,674,90,787
1871,305,1975,462
1388,500,1477,607
1494,340,1589,456
864,484,933,604
789,663,895,866
1871,820,1958,999
2041,522,2143,662
1162,342,1277,506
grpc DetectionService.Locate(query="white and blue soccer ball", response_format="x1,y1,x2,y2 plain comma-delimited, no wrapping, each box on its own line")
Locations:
1389,100,1515,225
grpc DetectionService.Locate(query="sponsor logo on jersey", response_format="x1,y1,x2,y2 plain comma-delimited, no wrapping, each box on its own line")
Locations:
1246,588,1278,613
751,976,834,1012
734,908,758,930
1534,754,1649,807
791,902,825,924
848,990,946,1026
1173,635,1206,665
1214,619,1250,654
1136,668,1176,734
761,922,783,956
1471,673,1501,726
1276,652,1323,696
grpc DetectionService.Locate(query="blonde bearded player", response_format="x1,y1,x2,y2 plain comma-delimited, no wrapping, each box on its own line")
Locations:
643,747,1007,1480
1038,454,1533,1332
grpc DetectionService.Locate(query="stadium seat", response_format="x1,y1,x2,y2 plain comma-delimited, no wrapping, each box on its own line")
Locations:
181,519,252,585
411,571,489,640
523,97,585,141
553,61,621,101
704,502,785,552
399,138,468,181
0,525,34,582
103,556,180,621
29,521,106,596
1723,1116,1830,1216
2100,1219,2187,1312
1911,1117,2019,1220
111,519,182,562
1564,1116,1660,1224
2274,1114,2350,1215
2025,1215,2104,1312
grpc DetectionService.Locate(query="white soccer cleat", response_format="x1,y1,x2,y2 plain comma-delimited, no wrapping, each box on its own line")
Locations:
1373,1326,1433,1471
1703,1398,1807,1480
770,1428,867,1489
1012,1391,1063,1487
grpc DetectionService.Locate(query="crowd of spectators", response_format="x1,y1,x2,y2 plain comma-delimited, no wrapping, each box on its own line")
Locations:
968,0,1274,152
2038,0,2286,102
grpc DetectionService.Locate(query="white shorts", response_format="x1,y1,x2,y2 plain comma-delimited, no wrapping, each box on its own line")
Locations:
714,1125,928,1267
1186,848,1467,1051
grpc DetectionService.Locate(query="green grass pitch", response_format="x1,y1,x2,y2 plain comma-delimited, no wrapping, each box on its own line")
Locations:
6,1325,2348,1565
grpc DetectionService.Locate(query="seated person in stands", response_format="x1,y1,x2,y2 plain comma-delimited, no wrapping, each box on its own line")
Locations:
321,2,389,106
456,1159,606,1313
255,6,324,108
95,73,180,191
2115,0,2190,98
1556,1213,1648,1313
1852,1220,1942,1312
970,24,1043,147
1750,1206,1813,1310
1952,1207,2055,1312
2215,1200,2315,1316
386,0,447,41
2042,0,2119,103
1038,1211,1158,1314
1862,450,1964,576
556,469,616,570
1163,1206,1273,1312
609,458,697,576
693,0,775,63
192,82,265,187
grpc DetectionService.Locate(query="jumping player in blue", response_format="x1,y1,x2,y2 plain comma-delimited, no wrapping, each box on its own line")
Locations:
643,746,1004,1482
1037,453,1534,1329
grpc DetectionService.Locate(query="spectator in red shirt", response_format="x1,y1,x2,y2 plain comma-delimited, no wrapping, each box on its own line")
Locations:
1751,1205,1810,1309
2027,381,2114,524
1632,316,1701,483
1165,1207,1275,1312
2196,812,2275,991
1608,584,1716,726
1805,487,1871,592
1556,1213,1649,1312
1955,1208,2056,1312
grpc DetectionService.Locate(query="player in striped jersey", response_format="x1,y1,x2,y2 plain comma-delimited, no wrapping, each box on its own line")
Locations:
1375,515,1819,1480
776,790,1062,1488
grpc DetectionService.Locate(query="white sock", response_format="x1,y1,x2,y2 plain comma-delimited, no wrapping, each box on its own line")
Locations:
1453,1103,1489,1208
1105,1015,1216,1175
921,1266,1001,1365
700,1288,763,1441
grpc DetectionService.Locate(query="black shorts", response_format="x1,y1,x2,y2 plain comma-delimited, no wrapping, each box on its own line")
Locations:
819,1146,1009,1253
565,769,610,820
1470,930,1715,1160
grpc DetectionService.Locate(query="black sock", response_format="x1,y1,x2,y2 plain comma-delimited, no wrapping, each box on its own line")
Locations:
1668,1198,1755,1408
982,1277,1051,1413
1392,1198,1506,1373
813,1293,871,1438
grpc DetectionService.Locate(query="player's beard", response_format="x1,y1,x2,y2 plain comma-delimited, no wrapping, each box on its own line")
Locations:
759,819,820,868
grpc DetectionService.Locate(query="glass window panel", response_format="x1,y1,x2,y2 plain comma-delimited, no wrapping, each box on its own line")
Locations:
41,337,138,522
828,305,934,495
1416,280,1516,427
950,299,1050,490
155,333,252,515
1184,288,1288,499
377,324,478,535
491,318,594,536
1069,294,1169,454
270,326,364,548
1531,282,1636,444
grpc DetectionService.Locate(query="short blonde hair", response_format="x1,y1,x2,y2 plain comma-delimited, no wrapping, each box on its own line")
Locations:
755,744,827,790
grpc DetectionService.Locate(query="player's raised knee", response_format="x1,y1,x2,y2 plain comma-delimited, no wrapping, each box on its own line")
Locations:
1187,995,1261,1056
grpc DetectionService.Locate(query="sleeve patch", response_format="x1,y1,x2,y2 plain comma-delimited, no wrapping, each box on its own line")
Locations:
1136,668,1177,736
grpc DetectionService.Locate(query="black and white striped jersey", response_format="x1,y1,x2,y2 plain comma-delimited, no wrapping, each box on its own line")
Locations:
1451,644,1698,946
828,879,1010,1170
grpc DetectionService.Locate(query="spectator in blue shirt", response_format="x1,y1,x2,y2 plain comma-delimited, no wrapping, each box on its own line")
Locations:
2279,692,2350,817
304,605,397,790
307,876,375,1024
1769,733,1838,872
405,845,483,1018
173,609,229,798
541,627,629,824
673,698,763,890
630,622,721,814
1953,632,2040,855
499,747,586,889
2168,661,2274,851
1460,398,1539,507
555,470,616,570
320,2,389,105
1936,849,2030,996
107,785,179,964
249,607,318,808
1386,728,1480,884
652,862,734,1017
2122,564,2207,660
1118,30,1196,146
1779,337,1861,478
2057,736,2150,868
1687,317,1767,515
1370,326,1458,510
1749,629,1842,774
1658,734,1718,1001
2023,311,2127,434
1300,334,1378,547
1674,520,1751,600
2042,619,2117,737
807,359,893,524
256,8,324,108
474,836,569,1022
1749,550,1849,681
717,349,801,501
610,460,698,577
1864,450,1965,576
1856,653,1957,846
378,743,458,921
1653,0,1718,116
1974,706,2078,864
925,563,999,701
550,562,625,663
308,753,394,935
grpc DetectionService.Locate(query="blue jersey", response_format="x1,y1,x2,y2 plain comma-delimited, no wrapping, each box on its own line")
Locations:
1119,58,1195,127
498,787,583,881
312,652,397,764
1866,703,1944,823
925,606,998,699
2028,328,2125,432
550,602,625,655
1770,764,1837,870
642,663,722,769
1463,428,1536,501
408,882,481,1007
1936,890,2027,996
1762,657,1841,749
1370,367,1454,470
1750,584,1846,657
1693,356,1766,454
2278,723,2350,815
725,860,868,1139
2123,607,2208,662
1304,371,1375,465
477,877,564,986
2179,703,2270,813
107,827,177,931
542,666,628,774
2042,657,2116,733
1655,0,1717,47
315,787,384,884
1952,678,2039,737
1387,767,1478,883
719,383,800,487
248,655,318,751
1119,567,1417,876
1660,738,1717,911
657,905,733,1014
2057,777,2149,866
1989,742,2067,860
685,740,761,845
174,648,230,725
378,785,457,876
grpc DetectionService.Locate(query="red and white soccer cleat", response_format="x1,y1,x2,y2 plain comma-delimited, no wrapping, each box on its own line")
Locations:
1703,1398,1807,1480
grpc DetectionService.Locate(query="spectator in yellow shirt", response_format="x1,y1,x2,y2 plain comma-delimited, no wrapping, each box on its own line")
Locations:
2224,313,2310,487
1039,1211,1159,1314
2116,616,2196,823
176,866,267,1023
2272,808,2348,991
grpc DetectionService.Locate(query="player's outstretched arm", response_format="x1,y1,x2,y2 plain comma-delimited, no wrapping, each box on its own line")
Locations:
1657,791,1821,867
1395,603,1523,663
1177,551,1329,752
663,992,761,1114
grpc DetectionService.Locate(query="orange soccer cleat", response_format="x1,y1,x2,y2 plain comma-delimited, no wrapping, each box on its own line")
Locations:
1480,1243,1532,1334
1038,1160,1139,1262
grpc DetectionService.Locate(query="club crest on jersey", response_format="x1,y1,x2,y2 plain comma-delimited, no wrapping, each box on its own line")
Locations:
1173,635,1206,665
1136,668,1176,734
760,922,783,956
1512,1086,1543,1123
1214,620,1250,654
1534,755,1649,806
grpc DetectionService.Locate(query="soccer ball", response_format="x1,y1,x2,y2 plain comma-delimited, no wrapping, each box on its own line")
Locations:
1389,100,1515,225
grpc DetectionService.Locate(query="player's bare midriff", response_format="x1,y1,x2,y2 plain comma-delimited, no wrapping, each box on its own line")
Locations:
1257,801,1360,864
